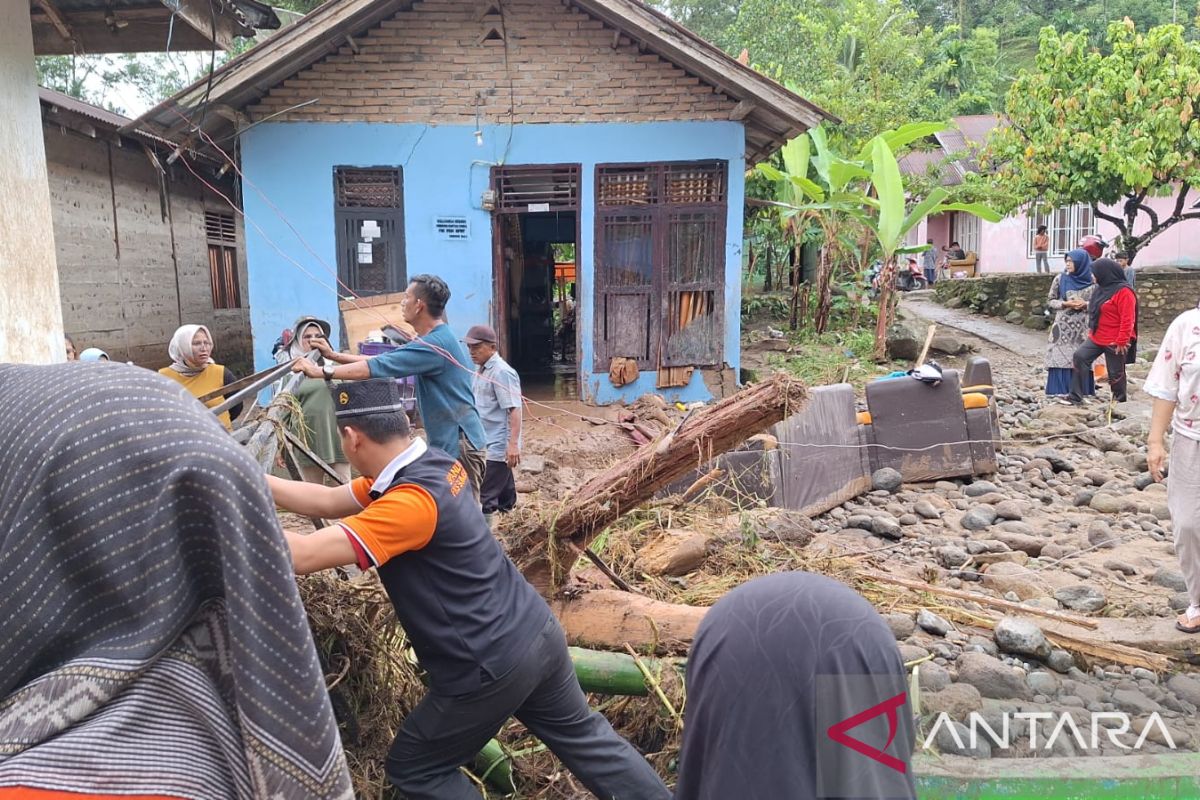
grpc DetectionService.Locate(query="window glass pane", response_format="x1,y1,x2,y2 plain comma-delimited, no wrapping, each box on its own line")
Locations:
667,212,719,284
599,215,653,287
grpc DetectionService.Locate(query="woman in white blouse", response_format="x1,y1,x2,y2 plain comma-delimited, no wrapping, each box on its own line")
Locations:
1145,302,1200,633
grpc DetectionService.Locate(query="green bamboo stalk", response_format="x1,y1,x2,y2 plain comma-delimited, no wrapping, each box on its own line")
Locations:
472,739,516,794
569,646,684,697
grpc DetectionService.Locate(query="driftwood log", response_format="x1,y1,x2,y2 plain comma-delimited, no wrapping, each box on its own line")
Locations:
518,372,809,593
551,590,709,654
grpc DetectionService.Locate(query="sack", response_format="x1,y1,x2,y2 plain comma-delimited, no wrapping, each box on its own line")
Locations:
1093,360,1108,383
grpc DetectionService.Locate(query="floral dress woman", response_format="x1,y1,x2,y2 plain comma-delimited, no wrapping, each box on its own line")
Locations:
1045,249,1096,398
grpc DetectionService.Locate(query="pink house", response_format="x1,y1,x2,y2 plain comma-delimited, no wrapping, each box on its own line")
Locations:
901,115,1200,273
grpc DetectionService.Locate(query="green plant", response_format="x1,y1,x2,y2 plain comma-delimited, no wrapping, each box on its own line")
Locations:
985,20,1200,262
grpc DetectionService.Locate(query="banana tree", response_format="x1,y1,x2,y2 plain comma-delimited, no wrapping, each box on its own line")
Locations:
757,122,1001,358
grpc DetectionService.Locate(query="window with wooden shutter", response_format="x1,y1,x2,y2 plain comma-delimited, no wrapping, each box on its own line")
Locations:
334,167,406,296
593,161,726,371
205,211,241,309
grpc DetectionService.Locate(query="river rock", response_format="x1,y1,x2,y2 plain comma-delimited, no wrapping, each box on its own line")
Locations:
915,499,944,520
992,531,1044,557
1035,447,1075,473
1090,493,1137,514
961,506,999,531
870,515,903,540
917,609,952,636
1167,673,1200,707
884,612,915,641
964,481,1001,498
937,545,971,569
1046,649,1075,674
1152,568,1188,592
993,617,1051,660
956,652,1032,700
872,467,903,493
933,720,993,758
981,562,1048,601
1054,585,1107,613
1086,520,1118,549
994,500,1027,521
921,683,984,719
918,662,952,692
1111,688,1162,715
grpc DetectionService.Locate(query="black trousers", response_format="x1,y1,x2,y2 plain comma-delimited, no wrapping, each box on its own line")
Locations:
1070,339,1128,403
480,460,517,514
386,616,670,800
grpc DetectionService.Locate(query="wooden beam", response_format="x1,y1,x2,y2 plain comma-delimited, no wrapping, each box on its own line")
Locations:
35,0,74,45
170,0,242,51
729,99,755,121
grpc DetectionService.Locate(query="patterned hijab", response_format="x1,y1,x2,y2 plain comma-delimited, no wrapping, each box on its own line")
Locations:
1060,249,1094,298
0,363,353,799
167,323,214,376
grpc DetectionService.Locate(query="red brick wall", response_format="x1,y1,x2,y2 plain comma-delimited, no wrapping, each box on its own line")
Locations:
249,0,737,124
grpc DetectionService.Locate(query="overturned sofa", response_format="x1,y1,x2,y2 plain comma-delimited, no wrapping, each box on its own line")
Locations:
665,356,1001,517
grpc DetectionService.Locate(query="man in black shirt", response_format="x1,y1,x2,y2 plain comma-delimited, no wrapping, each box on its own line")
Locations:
268,379,669,800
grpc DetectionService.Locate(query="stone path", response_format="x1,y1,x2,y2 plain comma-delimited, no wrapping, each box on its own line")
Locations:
902,291,1051,356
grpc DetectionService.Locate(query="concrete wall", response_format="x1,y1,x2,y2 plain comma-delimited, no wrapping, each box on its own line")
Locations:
1,4,63,362
240,119,745,404
933,271,1200,342
43,125,252,371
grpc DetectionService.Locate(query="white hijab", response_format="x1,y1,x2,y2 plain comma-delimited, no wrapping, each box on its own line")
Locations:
168,324,214,377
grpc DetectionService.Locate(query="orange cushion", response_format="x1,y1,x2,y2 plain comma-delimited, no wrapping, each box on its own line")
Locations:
962,392,989,409
856,410,873,425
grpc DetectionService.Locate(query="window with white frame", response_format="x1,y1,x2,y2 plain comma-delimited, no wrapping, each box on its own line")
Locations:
951,212,980,256
1027,204,1095,257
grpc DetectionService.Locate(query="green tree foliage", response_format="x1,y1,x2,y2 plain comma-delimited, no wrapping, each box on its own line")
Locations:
985,20,1200,261
726,0,953,141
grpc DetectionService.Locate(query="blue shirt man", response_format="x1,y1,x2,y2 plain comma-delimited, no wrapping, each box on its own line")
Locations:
298,274,487,498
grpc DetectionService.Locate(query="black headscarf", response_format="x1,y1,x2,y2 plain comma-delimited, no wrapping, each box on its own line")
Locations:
1088,257,1136,333
0,363,352,798
675,572,916,800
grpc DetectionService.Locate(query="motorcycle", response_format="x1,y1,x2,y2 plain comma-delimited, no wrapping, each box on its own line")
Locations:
895,257,929,292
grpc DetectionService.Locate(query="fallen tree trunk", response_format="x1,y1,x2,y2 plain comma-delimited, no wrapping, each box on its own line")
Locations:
519,373,808,592
551,590,709,654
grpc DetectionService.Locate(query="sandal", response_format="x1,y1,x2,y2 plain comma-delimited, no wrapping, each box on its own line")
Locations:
1175,611,1200,634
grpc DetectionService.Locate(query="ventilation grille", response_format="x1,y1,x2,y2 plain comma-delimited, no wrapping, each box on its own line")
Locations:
335,167,402,208
495,165,581,211
204,211,236,244
434,216,470,241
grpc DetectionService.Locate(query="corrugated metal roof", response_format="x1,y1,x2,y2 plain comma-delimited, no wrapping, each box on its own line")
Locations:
39,87,213,159
898,149,961,186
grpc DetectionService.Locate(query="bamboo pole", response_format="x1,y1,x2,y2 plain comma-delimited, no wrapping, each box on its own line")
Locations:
864,571,1100,630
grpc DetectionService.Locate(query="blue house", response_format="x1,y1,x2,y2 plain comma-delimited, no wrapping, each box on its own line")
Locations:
135,0,829,404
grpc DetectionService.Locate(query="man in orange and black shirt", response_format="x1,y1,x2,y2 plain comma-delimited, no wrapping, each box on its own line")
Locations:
267,379,668,800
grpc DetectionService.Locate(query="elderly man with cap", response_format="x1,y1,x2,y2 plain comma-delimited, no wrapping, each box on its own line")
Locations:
295,273,487,498
265,379,670,800
465,323,522,522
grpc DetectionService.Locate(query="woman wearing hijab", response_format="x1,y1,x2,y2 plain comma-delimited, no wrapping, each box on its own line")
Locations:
275,316,350,484
0,362,353,799
1145,300,1200,633
1045,249,1096,399
1068,258,1137,405
158,324,242,429
675,572,916,800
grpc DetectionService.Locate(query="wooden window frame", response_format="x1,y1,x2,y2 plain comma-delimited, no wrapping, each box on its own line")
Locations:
593,160,727,372
333,166,407,296
204,210,241,310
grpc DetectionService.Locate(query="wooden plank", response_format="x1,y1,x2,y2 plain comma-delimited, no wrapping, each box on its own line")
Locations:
729,99,755,120
338,293,417,351
864,571,1100,630
34,0,74,44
